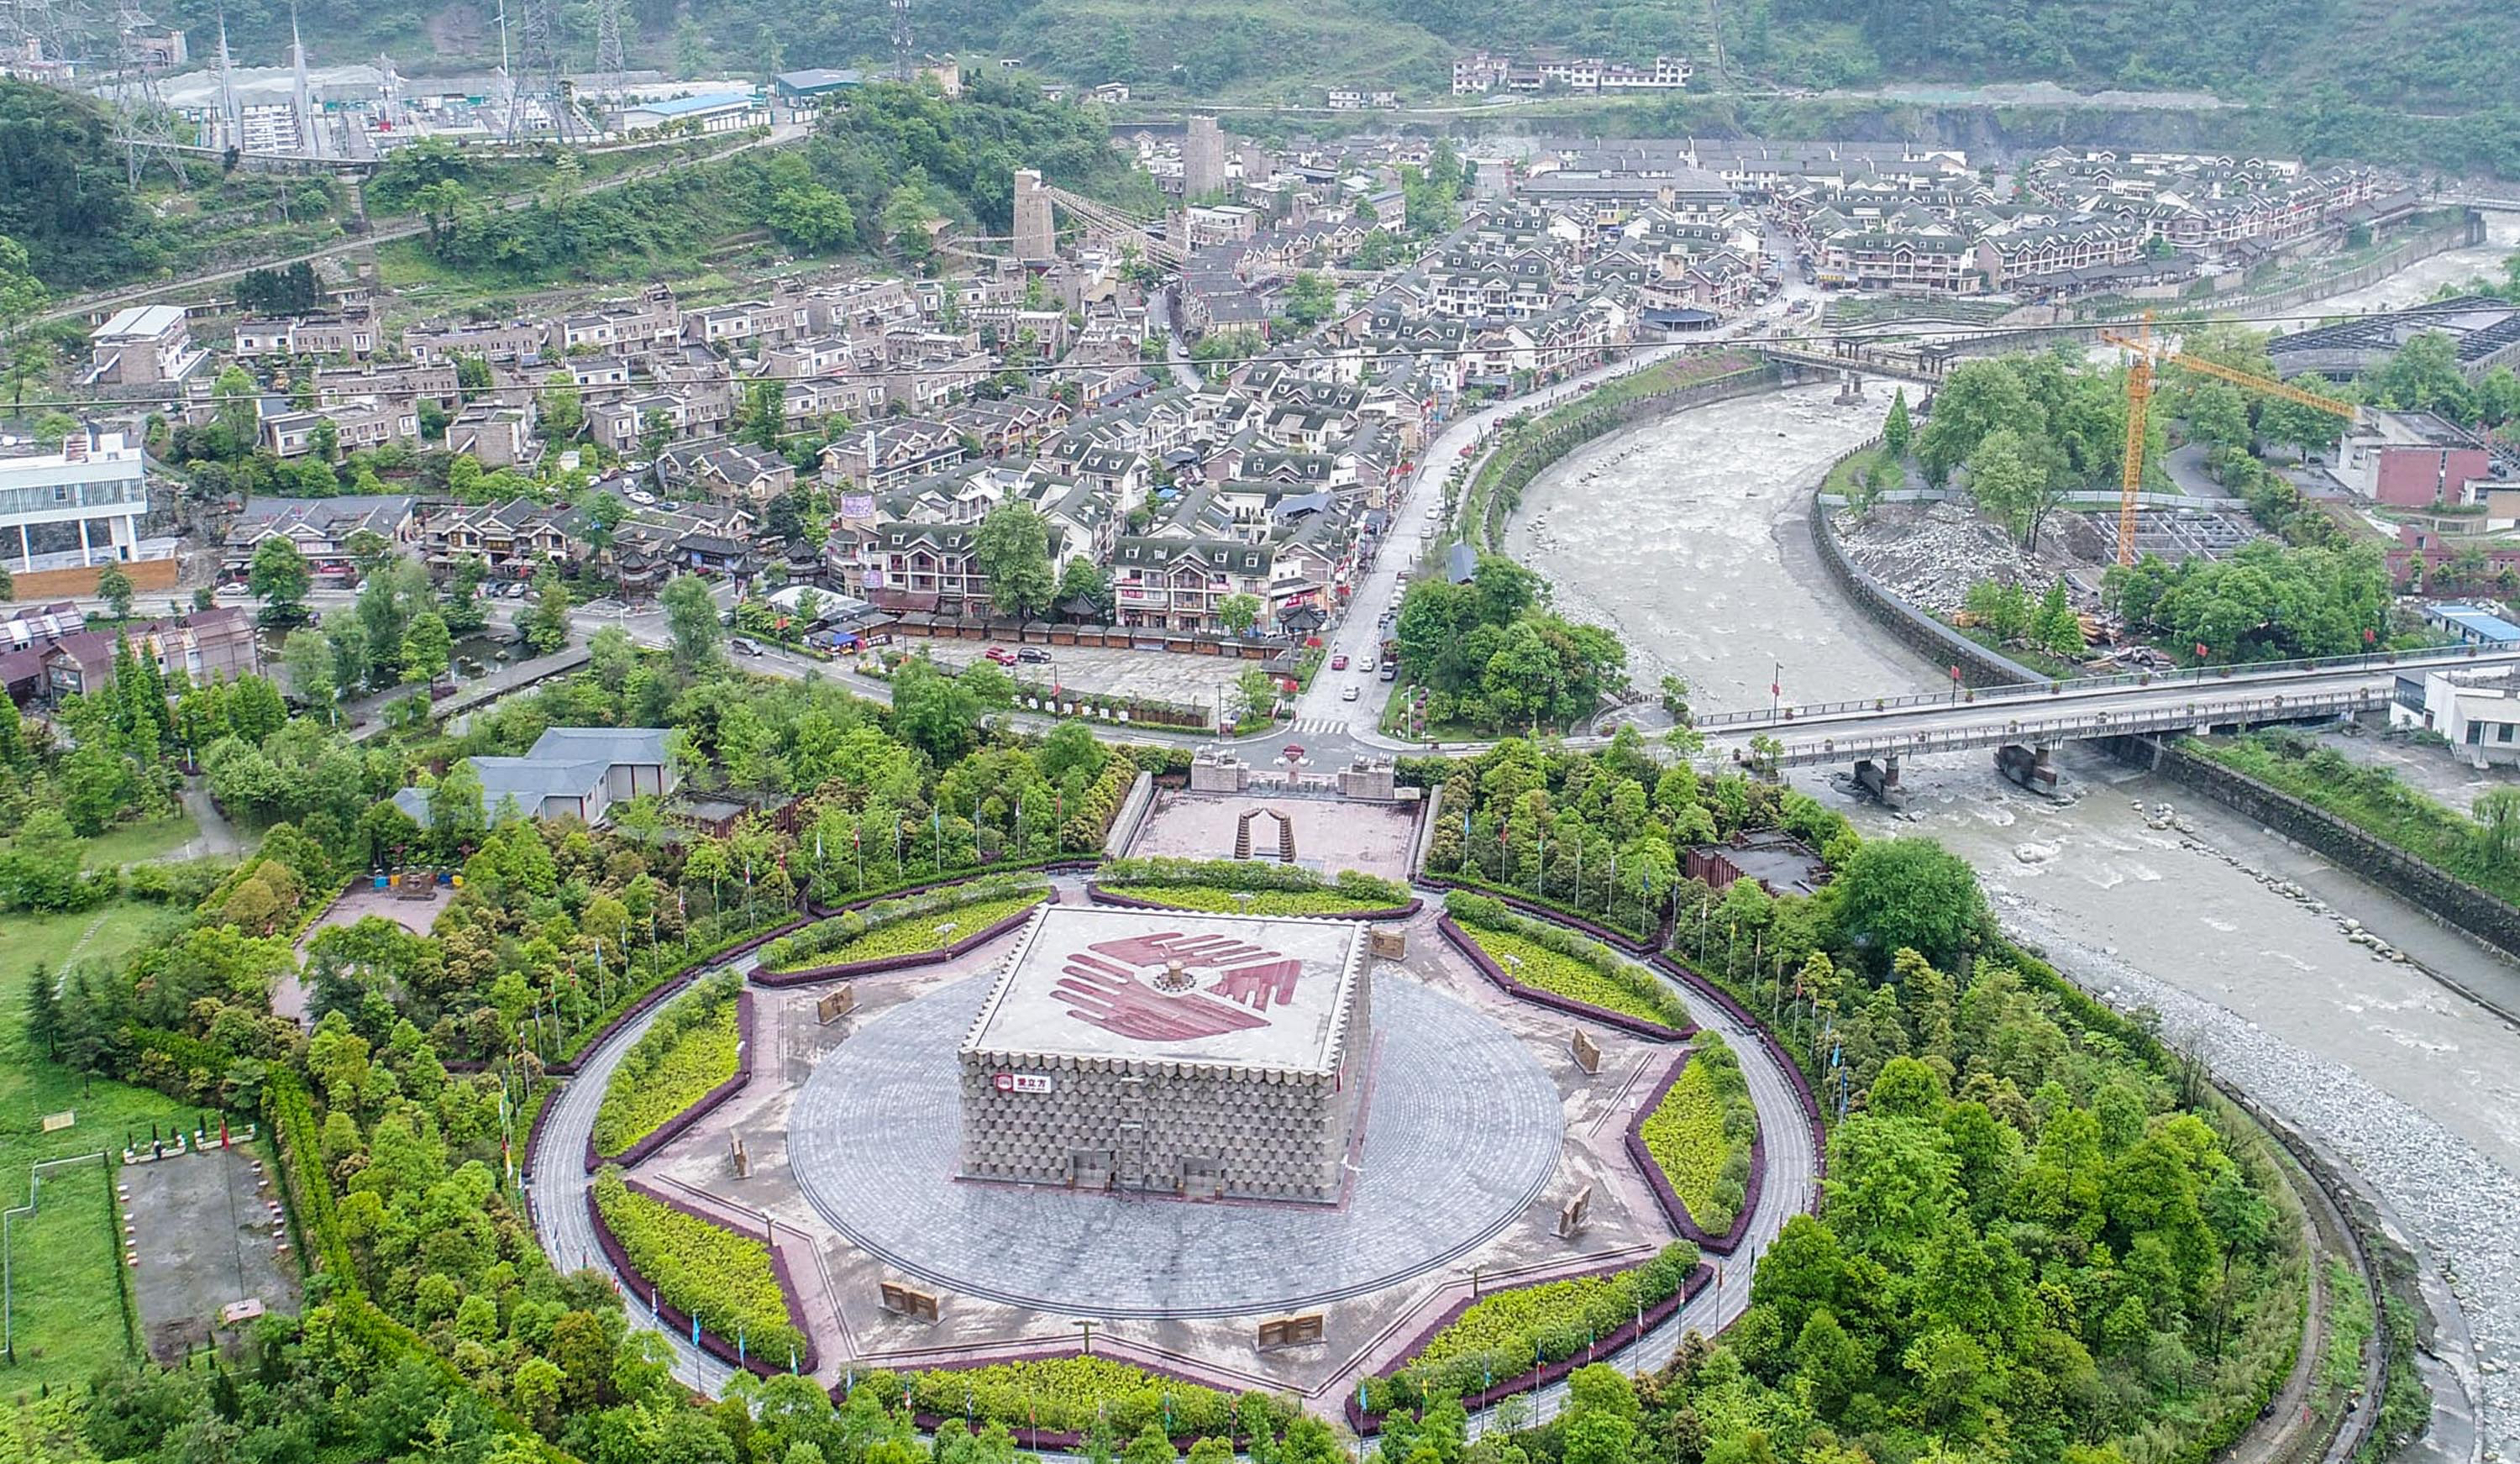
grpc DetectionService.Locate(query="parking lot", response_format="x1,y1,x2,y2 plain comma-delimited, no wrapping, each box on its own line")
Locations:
915,641,1266,714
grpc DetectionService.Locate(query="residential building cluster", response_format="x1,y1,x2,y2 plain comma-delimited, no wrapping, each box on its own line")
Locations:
1450,51,1693,96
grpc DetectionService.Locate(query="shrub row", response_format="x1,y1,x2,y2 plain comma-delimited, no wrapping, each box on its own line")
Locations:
1444,892,1693,1031
591,972,741,1158
1098,857,1410,906
1365,1241,1699,1411
591,1168,806,1366
874,1355,1245,1438
1062,751,1139,853
757,874,1051,973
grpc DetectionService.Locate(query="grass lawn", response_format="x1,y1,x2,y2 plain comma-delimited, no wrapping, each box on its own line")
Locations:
72,814,202,868
762,893,1047,973
1823,445,1892,498
592,995,738,1158
0,903,194,1397
1106,884,1399,916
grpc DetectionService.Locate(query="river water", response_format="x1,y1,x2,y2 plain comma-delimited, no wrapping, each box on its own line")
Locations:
1505,260,2520,1436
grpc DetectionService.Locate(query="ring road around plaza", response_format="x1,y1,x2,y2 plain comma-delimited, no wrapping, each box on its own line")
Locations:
524,881,1819,1421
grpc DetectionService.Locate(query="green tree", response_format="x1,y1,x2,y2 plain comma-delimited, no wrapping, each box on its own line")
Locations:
1830,837,1987,971
281,627,338,723
93,563,134,620
0,234,43,337
765,184,856,253
453,354,493,404
1282,271,1336,328
660,574,723,673
973,502,1056,621
402,609,453,690
1215,592,1262,637
248,537,313,627
539,370,585,441
1965,427,2065,552
1882,386,1913,458
1056,556,1110,619
889,657,979,763
741,379,787,453
214,365,261,451
524,564,572,655
308,417,340,462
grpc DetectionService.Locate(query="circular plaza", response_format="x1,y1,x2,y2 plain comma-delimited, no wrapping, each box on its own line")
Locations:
785,921,1566,1318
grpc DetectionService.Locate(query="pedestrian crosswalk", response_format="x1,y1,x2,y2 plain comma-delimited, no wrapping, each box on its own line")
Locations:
1286,716,1352,734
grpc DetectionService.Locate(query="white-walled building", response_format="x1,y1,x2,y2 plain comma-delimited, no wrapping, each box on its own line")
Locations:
0,430,154,574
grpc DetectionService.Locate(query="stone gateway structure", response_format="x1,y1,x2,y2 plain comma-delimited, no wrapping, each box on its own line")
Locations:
957,906,1373,1203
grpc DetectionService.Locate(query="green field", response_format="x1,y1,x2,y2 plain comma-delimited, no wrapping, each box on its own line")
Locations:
0,904,189,1397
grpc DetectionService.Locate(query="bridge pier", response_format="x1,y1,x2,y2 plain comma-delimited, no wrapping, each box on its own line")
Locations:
1852,753,1907,808
1993,742,2062,796
1834,369,1865,405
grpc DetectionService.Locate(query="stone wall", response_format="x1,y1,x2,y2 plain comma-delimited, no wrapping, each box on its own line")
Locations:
1804,464,2050,691
2106,735,2520,978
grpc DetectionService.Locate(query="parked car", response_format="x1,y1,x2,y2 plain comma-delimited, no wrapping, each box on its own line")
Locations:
505,581,530,599
1016,648,1052,664
730,637,765,657
1379,661,1399,681
984,645,1018,665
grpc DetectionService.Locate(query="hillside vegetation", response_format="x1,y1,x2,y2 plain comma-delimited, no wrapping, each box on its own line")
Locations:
169,0,2517,113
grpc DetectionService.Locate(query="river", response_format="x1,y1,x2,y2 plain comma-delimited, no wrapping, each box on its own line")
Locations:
1504,306,2520,1441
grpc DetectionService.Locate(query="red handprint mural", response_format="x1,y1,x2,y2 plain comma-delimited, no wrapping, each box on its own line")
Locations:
1053,931,1309,1042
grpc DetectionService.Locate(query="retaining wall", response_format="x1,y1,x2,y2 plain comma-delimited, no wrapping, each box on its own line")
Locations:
1805,459,2050,691
2110,736,2520,973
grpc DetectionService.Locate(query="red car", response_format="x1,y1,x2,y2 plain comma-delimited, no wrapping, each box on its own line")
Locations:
984,646,1017,665
1331,654,1349,670
1280,744,1305,761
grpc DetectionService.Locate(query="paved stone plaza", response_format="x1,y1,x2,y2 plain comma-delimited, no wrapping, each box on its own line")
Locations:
789,965,1562,1317
1126,790,1422,882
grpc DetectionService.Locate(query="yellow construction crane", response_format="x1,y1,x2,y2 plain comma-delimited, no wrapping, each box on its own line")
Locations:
2099,317,2360,565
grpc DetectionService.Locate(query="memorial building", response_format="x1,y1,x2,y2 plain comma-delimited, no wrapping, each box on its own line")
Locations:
956,905,1373,1202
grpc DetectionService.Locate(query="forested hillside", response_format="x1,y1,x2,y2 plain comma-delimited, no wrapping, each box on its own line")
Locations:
160,0,2516,113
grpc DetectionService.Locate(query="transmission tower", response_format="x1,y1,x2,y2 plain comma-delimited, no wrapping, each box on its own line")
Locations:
501,0,574,142
105,1,186,185
591,0,623,99
890,0,911,81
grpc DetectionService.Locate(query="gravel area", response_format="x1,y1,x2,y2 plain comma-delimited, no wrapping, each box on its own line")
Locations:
1837,498,2067,617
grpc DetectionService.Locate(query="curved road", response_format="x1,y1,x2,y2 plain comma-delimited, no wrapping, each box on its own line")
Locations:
1463,948,1819,1435
529,952,757,1396
527,893,1820,1414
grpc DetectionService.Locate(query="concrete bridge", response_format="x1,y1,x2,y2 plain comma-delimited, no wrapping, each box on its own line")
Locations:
1677,644,2520,805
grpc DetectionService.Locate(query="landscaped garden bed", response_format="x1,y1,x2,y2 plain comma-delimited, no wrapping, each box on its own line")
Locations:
1441,893,1693,1039
1089,858,1416,920
588,1168,812,1377
1351,1241,1704,1428
749,875,1051,986
843,1352,1268,1446
1626,1037,1761,1250
587,973,748,1169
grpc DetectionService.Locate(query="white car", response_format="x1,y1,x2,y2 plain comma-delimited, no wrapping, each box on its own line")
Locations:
1358,656,1375,673
626,489,659,506
1341,685,1361,702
